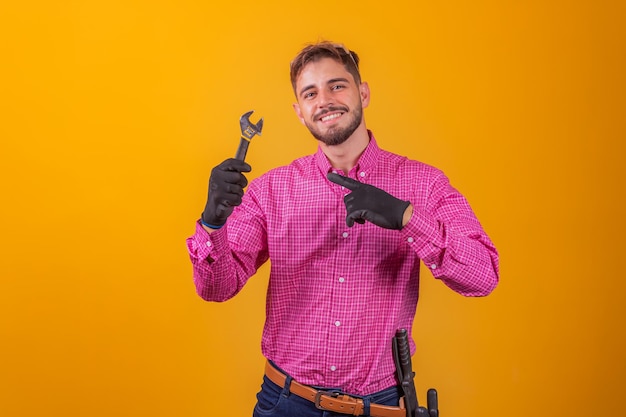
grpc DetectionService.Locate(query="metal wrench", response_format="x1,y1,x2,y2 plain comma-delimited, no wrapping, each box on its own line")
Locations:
235,110,263,161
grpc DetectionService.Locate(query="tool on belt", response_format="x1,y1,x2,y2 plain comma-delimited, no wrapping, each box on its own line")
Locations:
235,110,263,161
393,329,440,417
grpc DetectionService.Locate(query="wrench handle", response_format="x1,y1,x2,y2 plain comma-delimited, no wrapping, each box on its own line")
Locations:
235,137,251,161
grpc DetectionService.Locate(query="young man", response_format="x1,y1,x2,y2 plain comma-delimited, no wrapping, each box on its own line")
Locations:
187,41,499,417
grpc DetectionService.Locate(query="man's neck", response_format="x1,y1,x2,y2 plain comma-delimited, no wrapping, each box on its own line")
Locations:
321,125,370,174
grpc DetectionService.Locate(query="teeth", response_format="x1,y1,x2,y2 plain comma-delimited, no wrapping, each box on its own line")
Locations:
321,113,342,122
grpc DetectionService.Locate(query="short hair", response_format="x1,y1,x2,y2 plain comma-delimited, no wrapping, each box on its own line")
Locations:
290,41,361,94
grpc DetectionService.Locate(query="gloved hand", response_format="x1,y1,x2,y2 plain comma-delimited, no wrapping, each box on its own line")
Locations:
327,172,411,230
202,158,251,228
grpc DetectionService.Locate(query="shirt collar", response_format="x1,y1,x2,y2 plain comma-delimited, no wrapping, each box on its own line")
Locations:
315,130,380,177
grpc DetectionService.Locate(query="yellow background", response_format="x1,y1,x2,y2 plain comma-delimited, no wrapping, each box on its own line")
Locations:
1,1,624,416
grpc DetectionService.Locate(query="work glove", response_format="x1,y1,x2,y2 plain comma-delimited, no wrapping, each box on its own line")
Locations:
201,158,251,228
327,172,411,230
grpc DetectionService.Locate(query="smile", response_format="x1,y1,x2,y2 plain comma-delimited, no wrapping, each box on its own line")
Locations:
320,112,343,122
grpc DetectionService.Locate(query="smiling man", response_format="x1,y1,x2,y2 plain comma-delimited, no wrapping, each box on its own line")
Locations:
187,41,500,417
292,53,366,151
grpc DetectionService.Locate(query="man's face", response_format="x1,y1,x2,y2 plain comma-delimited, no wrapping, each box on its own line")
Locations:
293,57,370,146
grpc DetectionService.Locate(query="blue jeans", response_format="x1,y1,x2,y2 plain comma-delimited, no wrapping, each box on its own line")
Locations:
252,370,402,417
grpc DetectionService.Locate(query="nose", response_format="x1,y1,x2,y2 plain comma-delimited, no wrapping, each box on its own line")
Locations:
316,89,333,108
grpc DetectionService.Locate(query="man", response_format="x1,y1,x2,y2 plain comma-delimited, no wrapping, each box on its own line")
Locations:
186,41,499,417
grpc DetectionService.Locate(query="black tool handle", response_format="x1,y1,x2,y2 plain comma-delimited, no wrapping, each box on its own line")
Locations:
427,389,439,417
395,329,413,382
394,329,419,416
235,137,250,161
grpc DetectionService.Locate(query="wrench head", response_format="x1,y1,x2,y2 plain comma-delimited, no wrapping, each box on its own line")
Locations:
240,110,264,140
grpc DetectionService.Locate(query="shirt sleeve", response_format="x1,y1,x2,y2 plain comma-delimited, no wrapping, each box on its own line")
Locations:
400,169,499,296
185,184,269,302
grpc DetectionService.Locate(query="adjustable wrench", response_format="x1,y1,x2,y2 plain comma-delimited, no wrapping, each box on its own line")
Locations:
235,110,263,161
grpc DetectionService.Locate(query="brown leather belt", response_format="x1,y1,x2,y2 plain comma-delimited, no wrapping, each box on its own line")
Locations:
264,361,406,417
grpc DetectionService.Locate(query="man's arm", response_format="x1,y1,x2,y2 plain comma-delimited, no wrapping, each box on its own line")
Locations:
401,170,499,296
327,170,498,296
186,159,269,302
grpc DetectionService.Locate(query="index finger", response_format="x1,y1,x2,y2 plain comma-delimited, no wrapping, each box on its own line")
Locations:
327,172,361,190
220,158,252,173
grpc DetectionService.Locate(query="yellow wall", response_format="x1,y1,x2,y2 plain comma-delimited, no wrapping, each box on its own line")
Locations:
1,1,624,416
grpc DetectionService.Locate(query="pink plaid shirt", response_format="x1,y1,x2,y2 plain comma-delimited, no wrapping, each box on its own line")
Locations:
186,132,499,395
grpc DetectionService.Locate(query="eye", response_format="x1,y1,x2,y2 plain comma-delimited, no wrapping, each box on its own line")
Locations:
331,84,345,91
303,91,316,99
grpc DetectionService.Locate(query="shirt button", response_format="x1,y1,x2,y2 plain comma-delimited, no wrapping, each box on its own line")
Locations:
342,232,349,238
206,241,212,247
334,321,341,327
359,171,366,178
339,277,345,283
430,264,437,270
330,366,337,371
407,237,414,243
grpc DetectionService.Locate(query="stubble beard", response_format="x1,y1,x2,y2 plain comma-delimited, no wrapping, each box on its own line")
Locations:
305,105,363,147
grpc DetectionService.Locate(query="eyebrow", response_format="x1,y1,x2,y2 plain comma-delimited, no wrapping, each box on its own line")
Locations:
299,77,351,97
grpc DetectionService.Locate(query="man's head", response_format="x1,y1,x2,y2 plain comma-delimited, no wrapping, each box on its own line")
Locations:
290,42,361,93
290,42,369,147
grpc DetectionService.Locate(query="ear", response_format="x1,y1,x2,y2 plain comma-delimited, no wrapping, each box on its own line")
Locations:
359,82,371,108
292,102,306,125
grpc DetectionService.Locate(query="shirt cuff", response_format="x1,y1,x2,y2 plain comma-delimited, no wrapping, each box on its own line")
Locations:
400,207,445,277
193,220,228,261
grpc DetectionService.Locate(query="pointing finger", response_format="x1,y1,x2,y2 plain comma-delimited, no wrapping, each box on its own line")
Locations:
327,172,361,190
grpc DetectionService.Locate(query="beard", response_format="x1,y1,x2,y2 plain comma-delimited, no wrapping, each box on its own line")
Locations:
305,105,363,146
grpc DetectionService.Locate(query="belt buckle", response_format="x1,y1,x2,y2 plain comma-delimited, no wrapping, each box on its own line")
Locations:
314,390,340,410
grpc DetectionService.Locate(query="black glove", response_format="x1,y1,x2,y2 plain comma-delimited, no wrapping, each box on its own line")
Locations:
327,172,410,230
202,158,251,227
